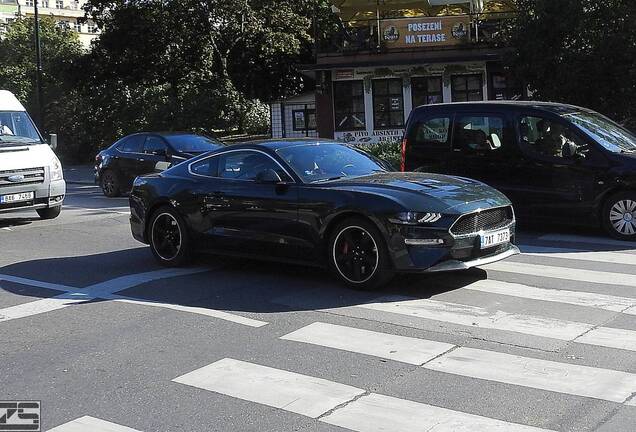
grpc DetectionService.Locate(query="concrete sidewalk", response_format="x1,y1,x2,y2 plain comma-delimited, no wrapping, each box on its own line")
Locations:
63,165,95,185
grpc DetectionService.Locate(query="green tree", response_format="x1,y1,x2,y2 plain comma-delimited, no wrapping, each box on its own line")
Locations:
501,0,636,127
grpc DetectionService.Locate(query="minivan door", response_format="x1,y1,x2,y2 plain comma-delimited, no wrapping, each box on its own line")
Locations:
403,114,453,173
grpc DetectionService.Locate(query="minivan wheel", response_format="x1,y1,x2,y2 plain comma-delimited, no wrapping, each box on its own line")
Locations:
149,206,192,266
328,217,394,290
101,170,121,197
36,206,62,220
602,192,636,241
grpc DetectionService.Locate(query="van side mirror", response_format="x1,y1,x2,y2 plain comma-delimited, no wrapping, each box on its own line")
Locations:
255,168,283,184
49,134,58,150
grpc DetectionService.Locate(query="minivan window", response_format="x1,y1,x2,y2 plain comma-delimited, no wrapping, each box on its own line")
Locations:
563,111,636,153
454,115,505,153
519,116,585,159
409,117,451,147
0,111,42,144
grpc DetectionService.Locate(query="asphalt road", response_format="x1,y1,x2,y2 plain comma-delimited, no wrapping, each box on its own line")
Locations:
1,184,636,432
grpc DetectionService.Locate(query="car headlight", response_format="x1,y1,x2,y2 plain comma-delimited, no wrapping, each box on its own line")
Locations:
389,212,442,225
50,154,63,181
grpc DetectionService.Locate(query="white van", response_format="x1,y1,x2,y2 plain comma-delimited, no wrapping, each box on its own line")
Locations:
0,90,65,219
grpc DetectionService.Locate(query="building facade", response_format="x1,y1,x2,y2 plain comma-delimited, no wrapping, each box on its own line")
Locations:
1,0,99,48
305,0,521,145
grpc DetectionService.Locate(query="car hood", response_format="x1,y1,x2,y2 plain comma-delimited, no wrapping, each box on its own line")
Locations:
328,172,511,213
0,143,54,171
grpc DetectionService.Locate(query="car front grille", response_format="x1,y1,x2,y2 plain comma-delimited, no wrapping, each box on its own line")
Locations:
0,167,45,188
450,206,514,236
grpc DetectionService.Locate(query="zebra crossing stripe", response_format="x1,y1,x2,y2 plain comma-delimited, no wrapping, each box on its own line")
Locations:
537,234,635,248
520,245,636,266
173,358,365,418
484,261,636,287
464,279,636,312
280,322,455,365
48,416,141,432
424,347,636,404
357,296,593,341
574,326,636,352
174,358,554,431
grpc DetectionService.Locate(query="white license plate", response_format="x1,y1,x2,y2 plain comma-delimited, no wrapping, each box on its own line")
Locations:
0,191,34,204
480,228,510,249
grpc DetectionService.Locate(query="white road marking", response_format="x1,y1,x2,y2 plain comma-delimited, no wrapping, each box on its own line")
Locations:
280,322,455,365
424,347,636,404
521,245,636,266
63,205,130,215
575,326,636,352
464,279,636,312
537,233,636,249
626,398,636,407
173,358,365,418
113,296,267,328
322,392,554,432
48,416,141,431
485,261,636,287
358,296,593,341
0,267,266,327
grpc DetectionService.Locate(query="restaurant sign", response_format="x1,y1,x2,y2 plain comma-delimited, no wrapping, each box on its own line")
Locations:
335,129,404,145
381,16,470,49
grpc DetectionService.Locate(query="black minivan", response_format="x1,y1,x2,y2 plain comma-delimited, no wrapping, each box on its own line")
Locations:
402,102,636,240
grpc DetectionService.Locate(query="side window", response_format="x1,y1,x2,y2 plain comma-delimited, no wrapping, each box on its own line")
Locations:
190,157,219,177
518,116,585,159
118,135,145,153
453,115,505,153
144,136,168,155
218,151,291,181
408,117,451,148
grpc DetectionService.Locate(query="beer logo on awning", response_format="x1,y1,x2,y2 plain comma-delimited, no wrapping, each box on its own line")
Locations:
451,22,467,39
383,25,399,42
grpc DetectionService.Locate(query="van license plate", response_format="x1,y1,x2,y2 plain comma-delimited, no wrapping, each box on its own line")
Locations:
480,228,510,249
0,192,34,204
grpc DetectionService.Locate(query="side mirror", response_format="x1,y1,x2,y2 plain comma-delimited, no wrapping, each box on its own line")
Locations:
49,133,58,150
255,168,283,184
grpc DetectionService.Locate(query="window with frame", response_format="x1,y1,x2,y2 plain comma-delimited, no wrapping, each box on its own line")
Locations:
451,74,483,102
26,0,34,6
408,117,451,148
87,21,97,33
491,73,523,101
453,115,505,153
190,157,219,177
373,79,404,129
143,136,167,155
333,80,365,131
42,0,49,7
74,21,81,32
218,151,291,182
292,108,316,131
117,135,145,153
518,115,585,159
55,0,62,8
411,77,443,108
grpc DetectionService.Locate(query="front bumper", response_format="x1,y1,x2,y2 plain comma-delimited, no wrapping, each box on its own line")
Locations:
425,244,520,272
0,179,66,214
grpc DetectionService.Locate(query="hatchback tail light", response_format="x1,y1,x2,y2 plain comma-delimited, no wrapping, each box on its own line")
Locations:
400,136,408,172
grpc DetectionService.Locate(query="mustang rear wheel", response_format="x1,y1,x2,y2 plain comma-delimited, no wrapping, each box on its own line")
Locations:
328,217,393,290
149,206,191,266
603,192,636,241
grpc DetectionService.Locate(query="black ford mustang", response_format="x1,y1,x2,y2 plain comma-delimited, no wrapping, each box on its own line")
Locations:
129,139,519,290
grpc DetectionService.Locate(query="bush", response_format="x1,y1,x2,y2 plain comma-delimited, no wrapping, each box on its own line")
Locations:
239,99,271,135
358,140,402,170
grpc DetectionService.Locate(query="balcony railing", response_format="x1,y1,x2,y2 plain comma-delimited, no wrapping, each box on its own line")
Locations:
317,11,515,55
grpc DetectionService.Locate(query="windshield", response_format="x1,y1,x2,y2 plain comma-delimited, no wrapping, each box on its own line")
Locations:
164,134,224,153
563,111,636,153
0,111,42,145
276,143,388,183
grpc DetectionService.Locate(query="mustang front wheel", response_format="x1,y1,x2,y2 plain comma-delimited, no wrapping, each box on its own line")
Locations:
328,217,393,290
149,207,191,266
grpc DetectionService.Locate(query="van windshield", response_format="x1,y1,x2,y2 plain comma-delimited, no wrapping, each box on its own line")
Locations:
563,111,636,153
0,111,43,145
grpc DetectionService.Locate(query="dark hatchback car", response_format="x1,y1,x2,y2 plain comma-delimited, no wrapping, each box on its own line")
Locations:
129,139,518,290
402,102,636,240
95,132,225,197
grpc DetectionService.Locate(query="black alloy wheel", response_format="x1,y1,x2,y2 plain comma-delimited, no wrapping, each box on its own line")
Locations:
603,191,636,241
101,170,121,197
149,207,191,266
328,217,394,290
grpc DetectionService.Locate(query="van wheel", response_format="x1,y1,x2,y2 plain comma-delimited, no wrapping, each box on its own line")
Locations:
328,217,394,290
101,170,121,197
36,206,62,220
149,206,192,266
602,191,636,241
